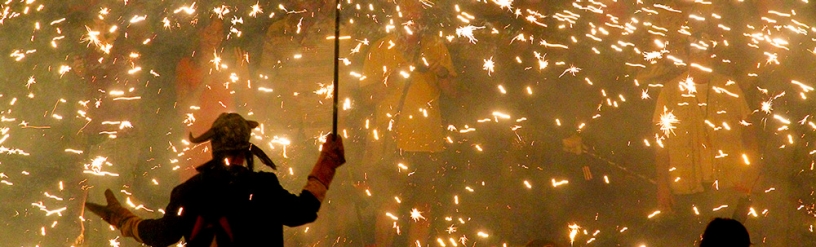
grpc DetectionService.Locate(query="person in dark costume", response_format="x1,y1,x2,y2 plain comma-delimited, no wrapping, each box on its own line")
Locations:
84,112,346,246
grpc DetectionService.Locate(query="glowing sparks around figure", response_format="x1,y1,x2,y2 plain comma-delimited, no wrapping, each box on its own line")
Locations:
643,50,667,62
249,3,263,17
679,76,698,95
455,25,484,44
483,57,495,76
760,100,773,113
83,157,119,177
410,208,426,222
314,83,334,99
569,223,580,246
0,0,814,246
559,65,581,78
492,0,514,10
658,107,680,136
211,52,223,70
446,225,458,234
535,52,549,70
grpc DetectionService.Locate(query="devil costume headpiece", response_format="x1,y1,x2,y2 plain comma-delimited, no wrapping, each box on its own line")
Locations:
189,112,276,171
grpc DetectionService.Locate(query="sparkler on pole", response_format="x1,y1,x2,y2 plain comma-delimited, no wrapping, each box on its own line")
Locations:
331,0,368,242
332,0,340,138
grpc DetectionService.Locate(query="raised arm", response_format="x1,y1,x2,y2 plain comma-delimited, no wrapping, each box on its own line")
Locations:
251,135,346,227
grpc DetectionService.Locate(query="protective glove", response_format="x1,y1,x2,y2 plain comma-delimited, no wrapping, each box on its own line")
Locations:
304,135,346,202
85,189,143,242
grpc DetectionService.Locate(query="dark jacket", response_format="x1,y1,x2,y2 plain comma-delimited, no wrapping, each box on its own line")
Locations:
137,159,321,246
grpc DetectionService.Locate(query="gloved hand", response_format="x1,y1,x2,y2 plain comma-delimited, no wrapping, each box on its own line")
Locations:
86,189,143,241
304,135,346,202
319,134,346,168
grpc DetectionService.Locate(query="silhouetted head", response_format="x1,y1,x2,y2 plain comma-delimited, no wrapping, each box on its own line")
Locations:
189,112,277,171
699,218,750,247
189,113,259,153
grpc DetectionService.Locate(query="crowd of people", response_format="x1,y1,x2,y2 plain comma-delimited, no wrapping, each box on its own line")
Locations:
1,0,816,246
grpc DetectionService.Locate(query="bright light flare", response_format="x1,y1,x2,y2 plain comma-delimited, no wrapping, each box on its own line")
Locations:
569,223,580,245
551,179,569,187
483,57,495,75
455,25,485,43
410,208,426,222
657,107,680,136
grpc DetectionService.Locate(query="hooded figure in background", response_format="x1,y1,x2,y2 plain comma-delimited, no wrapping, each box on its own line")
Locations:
85,112,346,246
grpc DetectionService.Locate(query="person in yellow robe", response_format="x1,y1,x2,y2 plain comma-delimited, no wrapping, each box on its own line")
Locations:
359,1,457,245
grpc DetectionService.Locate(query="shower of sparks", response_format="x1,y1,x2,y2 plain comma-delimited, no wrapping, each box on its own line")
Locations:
455,25,485,44
483,56,495,76
658,107,680,137
761,100,773,114
569,223,580,246
679,76,698,95
446,225,457,234
268,136,292,158
459,235,468,245
314,83,334,99
173,3,197,15
1,0,815,246
492,0,514,10
559,65,581,78
551,179,569,187
643,50,667,62
249,3,263,17
410,208,426,222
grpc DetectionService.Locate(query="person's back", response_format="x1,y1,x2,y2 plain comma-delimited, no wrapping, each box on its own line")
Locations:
699,218,751,247
140,160,318,246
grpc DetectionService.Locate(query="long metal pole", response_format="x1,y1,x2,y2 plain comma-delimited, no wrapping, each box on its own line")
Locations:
332,0,340,138
333,2,366,241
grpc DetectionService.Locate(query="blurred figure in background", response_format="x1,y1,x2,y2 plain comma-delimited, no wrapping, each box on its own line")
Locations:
648,30,760,246
359,0,457,245
255,0,360,154
175,17,251,181
255,0,367,244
